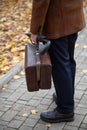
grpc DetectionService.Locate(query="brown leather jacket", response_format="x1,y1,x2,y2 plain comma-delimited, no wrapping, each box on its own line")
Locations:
30,0,85,39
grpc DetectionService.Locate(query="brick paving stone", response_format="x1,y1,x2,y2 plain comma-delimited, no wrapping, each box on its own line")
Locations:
12,103,24,111
16,100,27,105
34,123,47,130
47,102,57,110
36,104,49,111
38,119,47,125
0,97,5,104
74,99,80,103
19,92,36,101
27,99,41,107
79,50,87,58
47,89,55,96
49,123,65,130
75,107,87,115
17,105,33,116
76,69,84,77
44,95,52,99
40,98,52,105
7,92,23,102
80,123,87,129
4,128,16,130
63,125,78,130
76,83,87,91
2,100,14,106
80,76,87,83
3,89,15,93
0,125,7,130
0,111,4,117
80,95,87,105
7,119,24,128
0,120,8,126
84,90,87,95
0,91,12,98
14,115,26,121
29,114,40,120
78,104,87,108
22,81,26,85
1,110,18,121
14,116,27,121
75,49,83,58
15,87,26,94
75,76,82,85
32,96,43,101
35,90,48,98
19,125,33,130
0,104,10,112
83,115,87,124
7,81,23,90
79,128,87,130
23,118,39,127
75,90,84,100
66,114,84,127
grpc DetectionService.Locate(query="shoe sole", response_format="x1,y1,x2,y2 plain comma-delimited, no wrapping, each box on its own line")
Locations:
40,116,74,123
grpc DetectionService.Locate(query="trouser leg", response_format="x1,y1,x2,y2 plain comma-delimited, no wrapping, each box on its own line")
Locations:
68,33,78,94
49,33,78,113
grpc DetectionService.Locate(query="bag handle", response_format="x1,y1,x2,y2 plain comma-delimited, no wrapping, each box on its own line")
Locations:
26,33,51,55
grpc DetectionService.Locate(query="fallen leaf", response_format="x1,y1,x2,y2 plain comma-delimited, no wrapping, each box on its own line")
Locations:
83,45,87,49
11,47,18,53
75,43,79,48
4,105,12,108
82,70,87,74
13,75,21,79
46,123,51,128
22,113,28,117
0,0,32,77
20,71,25,75
2,84,8,90
31,110,38,115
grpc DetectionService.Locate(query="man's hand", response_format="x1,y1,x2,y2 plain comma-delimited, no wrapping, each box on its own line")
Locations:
31,34,38,44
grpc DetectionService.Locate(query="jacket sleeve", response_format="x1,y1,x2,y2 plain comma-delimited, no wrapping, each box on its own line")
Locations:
30,0,50,35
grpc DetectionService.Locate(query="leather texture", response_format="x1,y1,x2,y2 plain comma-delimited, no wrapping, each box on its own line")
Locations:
40,108,74,123
25,43,52,92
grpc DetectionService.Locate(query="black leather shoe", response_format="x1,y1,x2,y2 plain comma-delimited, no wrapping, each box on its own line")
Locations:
53,92,57,104
40,109,74,123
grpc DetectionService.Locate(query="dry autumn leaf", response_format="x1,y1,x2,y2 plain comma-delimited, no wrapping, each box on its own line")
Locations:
75,43,79,48
2,84,8,90
11,47,18,53
20,71,25,75
22,113,28,117
83,45,87,49
0,0,31,78
46,123,51,128
82,70,87,74
4,105,12,108
13,75,21,79
31,110,38,115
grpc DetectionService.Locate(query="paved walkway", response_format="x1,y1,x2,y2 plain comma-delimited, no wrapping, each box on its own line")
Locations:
0,22,87,130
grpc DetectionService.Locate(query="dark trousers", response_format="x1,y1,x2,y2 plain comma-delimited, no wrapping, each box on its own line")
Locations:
49,33,78,113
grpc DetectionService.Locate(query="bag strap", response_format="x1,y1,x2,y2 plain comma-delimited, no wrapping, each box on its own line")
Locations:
35,44,41,84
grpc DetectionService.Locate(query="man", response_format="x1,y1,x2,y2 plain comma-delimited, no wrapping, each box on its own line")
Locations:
30,0,85,123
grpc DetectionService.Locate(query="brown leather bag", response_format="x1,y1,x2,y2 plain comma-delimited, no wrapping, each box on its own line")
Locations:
25,34,52,92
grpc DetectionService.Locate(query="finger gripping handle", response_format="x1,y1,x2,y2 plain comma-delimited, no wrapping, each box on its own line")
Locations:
26,33,47,43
